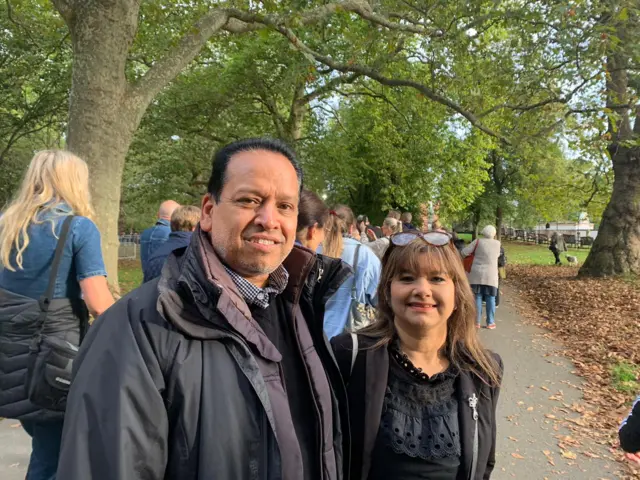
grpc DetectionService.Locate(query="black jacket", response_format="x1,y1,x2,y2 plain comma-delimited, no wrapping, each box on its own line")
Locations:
331,333,502,480
57,229,353,480
620,395,640,453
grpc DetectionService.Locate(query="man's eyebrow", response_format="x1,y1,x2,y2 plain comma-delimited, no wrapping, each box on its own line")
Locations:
233,189,264,197
277,194,298,203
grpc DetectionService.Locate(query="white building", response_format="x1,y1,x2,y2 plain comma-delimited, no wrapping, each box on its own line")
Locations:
534,216,597,239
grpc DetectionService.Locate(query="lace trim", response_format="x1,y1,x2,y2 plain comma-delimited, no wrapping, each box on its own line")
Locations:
377,356,462,461
378,403,461,460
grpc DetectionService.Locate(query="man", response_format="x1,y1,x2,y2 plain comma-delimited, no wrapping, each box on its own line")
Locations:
400,211,415,231
139,199,180,272
143,205,200,282
57,138,352,480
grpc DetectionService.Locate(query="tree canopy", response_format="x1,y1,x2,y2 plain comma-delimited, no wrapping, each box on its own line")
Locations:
2,0,638,283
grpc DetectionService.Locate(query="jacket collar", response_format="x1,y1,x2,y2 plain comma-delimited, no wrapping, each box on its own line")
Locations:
168,231,192,240
157,227,349,360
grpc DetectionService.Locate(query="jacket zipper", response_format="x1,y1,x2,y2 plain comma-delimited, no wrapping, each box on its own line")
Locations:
469,393,479,480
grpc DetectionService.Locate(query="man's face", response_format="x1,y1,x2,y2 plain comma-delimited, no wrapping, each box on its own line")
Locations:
200,150,300,287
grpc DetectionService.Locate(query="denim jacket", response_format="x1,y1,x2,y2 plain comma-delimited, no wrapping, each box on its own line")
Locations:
0,203,107,300
321,237,381,339
140,219,170,272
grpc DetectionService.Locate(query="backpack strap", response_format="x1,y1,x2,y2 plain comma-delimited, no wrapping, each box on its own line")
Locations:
38,215,75,326
350,244,361,301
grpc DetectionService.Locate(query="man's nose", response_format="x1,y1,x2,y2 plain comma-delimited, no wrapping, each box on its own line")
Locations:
255,203,278,230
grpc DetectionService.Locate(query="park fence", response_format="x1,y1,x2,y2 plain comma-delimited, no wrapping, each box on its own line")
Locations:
118,234,140,260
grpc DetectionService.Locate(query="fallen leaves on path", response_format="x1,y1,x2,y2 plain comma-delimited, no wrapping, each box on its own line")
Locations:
507,265,640,477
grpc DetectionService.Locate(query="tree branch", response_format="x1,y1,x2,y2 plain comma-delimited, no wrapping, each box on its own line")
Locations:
335,87,412,129
50,0,75,23
128,2,370,114
300,73,361,104
273,25,510,144
128,9,231,107
478,74,598,118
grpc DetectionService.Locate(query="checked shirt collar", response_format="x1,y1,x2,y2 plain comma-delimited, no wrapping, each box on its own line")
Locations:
223,264,289,309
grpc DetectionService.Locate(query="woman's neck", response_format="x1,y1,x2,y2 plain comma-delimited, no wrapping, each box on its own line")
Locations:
395,324,449,377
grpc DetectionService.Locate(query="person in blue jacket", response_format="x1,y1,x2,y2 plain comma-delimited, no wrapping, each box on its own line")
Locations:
143,205,200,282
140,200,180,273
320,204,381,339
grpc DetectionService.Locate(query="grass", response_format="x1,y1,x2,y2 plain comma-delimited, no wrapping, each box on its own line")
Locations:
456,235,590,266
119,259,143,295
611,361,640,394
502,241,590,266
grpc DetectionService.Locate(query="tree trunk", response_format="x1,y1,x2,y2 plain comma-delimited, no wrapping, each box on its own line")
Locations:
285,82,307,143
60,1,142,292
579,145,640,276
495,206,503,241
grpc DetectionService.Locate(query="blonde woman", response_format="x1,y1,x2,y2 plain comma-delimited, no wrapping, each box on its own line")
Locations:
332,231,502,480
0,150,113,479
321,204,381,338
365,217,403,259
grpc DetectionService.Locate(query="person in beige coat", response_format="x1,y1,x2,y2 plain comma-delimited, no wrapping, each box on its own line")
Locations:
365,217,403,259
461,225,502,329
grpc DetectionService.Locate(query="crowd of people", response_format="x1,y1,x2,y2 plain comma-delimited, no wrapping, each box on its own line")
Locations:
0,139,636,479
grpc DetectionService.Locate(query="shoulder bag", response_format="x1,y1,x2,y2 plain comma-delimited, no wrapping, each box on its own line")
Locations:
25,215,86,412
463,239,480,273
347,244,375,332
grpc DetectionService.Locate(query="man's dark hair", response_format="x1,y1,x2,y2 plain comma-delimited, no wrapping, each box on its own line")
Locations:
207,138,304,201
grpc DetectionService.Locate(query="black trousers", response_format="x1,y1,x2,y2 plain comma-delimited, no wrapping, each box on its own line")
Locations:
551,247,561,264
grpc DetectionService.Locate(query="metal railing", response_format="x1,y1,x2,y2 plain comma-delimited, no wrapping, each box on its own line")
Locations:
118,234,140,260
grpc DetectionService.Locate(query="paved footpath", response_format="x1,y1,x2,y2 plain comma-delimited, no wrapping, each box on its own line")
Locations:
0,286,625,479
482,286,621,479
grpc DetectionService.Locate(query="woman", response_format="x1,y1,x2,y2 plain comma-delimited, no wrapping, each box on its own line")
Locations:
365,217,403,259
296,189,329,252
0,150,114,479
331,231,502,480
461,225,501,329
321,204,381,338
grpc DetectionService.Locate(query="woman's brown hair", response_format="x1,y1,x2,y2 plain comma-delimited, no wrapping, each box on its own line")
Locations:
358,238,501,386
322,204,356,259
297,189,329,238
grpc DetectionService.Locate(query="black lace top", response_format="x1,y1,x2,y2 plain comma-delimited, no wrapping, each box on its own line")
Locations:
368,344,461,480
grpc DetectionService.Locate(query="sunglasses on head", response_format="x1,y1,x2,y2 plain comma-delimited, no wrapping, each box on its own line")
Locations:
390,230,452,247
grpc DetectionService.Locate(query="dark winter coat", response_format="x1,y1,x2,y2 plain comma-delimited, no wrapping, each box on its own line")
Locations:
620,395,640,453
331,333,502,480
57,229,353,480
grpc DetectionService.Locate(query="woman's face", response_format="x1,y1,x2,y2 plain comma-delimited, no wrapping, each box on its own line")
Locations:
389,254,456,334
382,224,391,237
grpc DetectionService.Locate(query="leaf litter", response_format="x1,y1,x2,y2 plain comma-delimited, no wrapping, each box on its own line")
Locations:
507,265,640,478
